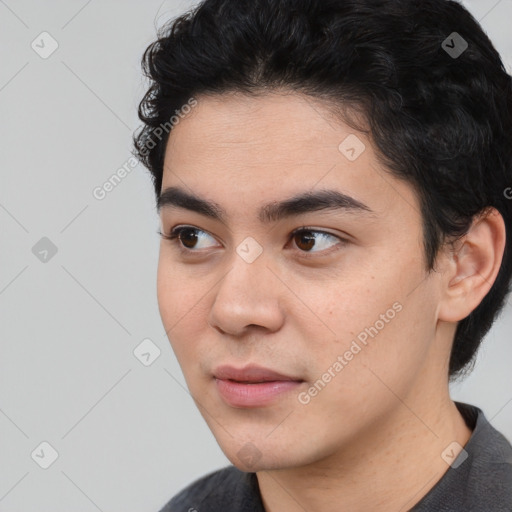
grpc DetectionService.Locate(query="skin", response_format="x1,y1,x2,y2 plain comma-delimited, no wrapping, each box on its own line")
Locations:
156,91,506,511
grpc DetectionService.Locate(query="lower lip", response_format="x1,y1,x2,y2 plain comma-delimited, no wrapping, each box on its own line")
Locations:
215,378,303,407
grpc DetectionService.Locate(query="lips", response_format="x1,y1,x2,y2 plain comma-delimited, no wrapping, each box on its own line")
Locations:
213,364,303,383
213,364,305,407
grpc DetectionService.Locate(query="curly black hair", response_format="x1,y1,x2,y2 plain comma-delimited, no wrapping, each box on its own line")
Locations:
133,0,512,381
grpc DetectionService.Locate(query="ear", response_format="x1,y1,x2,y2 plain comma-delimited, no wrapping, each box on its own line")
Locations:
438,208,506,323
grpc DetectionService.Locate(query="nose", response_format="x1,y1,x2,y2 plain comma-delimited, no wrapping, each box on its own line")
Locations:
207,250,285,337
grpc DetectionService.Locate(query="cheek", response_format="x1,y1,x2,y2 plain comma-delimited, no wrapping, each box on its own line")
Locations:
305,271,390,339
156,261,178,324
156,259,204,354
157,253,201,317
317,286,437,410
302,260,432,383
292,310,422,441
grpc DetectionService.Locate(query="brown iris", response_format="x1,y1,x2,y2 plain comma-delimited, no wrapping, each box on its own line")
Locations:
294,230,316,251
179,228,199,249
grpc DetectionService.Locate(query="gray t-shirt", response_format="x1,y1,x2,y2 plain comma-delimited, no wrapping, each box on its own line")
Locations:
159,401,512,511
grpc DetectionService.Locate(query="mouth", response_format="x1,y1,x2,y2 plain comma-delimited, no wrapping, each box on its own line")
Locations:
213,364,305,408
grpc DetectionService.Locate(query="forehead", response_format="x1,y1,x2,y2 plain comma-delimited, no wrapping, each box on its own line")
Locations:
166,91,356,158
161,92,420,224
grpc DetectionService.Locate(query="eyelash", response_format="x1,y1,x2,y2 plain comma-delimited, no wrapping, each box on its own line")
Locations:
157,225,348,260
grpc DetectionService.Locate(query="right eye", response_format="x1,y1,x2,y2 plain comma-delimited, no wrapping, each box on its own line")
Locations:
158,226,220,253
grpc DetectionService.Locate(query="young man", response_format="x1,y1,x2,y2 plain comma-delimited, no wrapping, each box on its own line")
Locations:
133,0,512,510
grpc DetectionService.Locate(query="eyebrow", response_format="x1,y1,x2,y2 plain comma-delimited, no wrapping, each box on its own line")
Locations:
157,186,375,224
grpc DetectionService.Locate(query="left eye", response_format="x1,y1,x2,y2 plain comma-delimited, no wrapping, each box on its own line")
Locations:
159,226,345,256
290,228,342,253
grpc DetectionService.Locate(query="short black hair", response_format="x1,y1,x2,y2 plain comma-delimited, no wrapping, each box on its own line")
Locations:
133,0,512,381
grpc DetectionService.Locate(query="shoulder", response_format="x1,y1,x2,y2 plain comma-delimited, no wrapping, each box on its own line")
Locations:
158,465,263,512
412,402,512,511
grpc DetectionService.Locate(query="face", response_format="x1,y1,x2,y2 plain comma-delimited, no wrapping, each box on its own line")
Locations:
157,91,448,471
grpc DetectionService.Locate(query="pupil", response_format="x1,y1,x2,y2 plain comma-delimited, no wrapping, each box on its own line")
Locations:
181,229,198,248
297,232,315,251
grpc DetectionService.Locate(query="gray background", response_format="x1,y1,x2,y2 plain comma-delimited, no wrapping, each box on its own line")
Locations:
0,0,511,510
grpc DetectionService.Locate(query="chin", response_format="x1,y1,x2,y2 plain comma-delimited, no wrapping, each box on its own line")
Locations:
217,438,300,472
229,454,288,473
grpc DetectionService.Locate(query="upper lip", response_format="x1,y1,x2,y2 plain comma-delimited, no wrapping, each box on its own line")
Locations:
213,364,303,383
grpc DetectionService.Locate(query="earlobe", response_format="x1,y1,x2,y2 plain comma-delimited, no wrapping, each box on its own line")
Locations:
438,208,506,323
